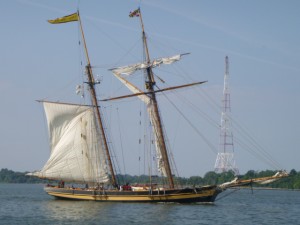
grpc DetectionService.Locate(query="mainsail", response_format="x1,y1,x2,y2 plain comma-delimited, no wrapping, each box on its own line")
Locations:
110,73,168,176
31,102,109,184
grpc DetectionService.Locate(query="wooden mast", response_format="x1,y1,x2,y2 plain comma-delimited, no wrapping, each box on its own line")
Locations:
137,8,175,189
77,11,117,187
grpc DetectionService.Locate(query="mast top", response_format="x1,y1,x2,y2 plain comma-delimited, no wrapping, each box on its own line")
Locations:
47,11,118,187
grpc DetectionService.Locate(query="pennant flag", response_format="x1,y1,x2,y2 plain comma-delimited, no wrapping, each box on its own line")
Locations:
129,8,140,17
48,12,78,24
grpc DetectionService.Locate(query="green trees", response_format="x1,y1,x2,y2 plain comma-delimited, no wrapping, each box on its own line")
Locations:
1,168,299,189
0,168,43,183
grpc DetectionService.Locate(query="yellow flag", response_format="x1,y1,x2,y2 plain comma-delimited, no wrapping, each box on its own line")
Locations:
48,13,78,24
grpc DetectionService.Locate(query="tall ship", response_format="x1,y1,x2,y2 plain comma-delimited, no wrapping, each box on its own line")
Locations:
28,8,288,203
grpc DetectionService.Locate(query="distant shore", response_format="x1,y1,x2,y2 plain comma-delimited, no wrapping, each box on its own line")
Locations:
1,168,299,190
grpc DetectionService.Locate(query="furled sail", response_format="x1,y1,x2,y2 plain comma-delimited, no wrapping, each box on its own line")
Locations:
30,102,109,184
111,72,168,176
110,54,187,76
218,171,289,189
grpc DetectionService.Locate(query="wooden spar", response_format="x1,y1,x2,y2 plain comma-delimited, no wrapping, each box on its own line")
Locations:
37,99,96,107
138,8,175,189
219,172,289,189
100,81,207,102
77,11,117,187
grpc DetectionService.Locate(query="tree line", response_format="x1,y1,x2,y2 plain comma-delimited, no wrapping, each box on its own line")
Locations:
1,168,300,189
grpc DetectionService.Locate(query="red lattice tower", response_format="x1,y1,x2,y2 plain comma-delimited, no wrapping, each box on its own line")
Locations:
214,56,239,175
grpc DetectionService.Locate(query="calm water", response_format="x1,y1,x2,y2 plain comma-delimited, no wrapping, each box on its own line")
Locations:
0,184,299,225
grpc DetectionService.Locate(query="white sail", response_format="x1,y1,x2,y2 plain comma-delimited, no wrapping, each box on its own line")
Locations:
110,54,184,76
31,102,109,184
111,72,167,176
147,101,168,177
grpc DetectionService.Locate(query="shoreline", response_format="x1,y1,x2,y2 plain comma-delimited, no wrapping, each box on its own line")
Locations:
230,186,300,191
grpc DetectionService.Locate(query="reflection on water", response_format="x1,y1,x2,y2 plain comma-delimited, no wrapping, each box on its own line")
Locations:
44,199,183,224
44,200,107,221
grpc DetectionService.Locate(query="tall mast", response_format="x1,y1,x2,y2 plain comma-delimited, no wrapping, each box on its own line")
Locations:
77,11,117,187
137,9,174,189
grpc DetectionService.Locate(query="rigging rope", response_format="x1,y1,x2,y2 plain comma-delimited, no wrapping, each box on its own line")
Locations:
158,86,219,155
153,53,284,171
116,108,127,175
215,188,241,202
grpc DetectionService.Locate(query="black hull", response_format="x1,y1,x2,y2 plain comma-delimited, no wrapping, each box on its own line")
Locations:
44,185,222,203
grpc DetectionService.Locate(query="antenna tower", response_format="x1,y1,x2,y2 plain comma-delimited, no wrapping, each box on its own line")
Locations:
214,56,239,175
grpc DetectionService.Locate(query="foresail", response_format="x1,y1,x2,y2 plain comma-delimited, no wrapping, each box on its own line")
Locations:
33,102,109,184
110,54,186,76
147,101,168,177
111,73,168,176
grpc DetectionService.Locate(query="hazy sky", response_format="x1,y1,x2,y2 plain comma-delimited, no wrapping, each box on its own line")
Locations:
0,0,299,177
